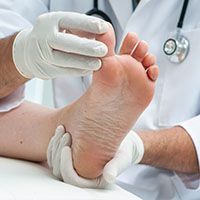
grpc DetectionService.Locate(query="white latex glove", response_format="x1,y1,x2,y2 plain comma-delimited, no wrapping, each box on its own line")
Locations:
13,12,108,79
47,125,144,188
47,126,108,188
102,129,144,183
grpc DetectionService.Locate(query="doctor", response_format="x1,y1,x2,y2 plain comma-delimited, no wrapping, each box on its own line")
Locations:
0,1,199,200
47,1,200,200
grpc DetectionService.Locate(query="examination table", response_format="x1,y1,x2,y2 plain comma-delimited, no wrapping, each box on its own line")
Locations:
0,157,141,200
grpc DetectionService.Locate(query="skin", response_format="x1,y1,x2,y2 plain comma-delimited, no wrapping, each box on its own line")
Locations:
0,101,58,161
0,25,198,179
139,127,199,173
0,34,28,98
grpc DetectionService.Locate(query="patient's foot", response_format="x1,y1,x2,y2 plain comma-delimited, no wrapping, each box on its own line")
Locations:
58,25,158,178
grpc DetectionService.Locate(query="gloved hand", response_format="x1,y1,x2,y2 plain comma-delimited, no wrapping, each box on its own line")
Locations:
47,125,108,188
102,129,144,183
47,125,144,188
13,12,109,79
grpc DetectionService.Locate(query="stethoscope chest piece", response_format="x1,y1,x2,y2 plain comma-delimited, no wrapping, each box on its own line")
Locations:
163,0,190,64
163,35,189,63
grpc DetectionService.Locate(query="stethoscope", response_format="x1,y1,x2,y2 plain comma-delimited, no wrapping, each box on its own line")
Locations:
163,0,190,63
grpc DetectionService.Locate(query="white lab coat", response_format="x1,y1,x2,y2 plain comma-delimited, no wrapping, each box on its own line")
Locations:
0,0,200,199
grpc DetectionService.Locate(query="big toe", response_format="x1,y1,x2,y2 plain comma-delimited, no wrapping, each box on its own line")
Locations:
95,22,116,57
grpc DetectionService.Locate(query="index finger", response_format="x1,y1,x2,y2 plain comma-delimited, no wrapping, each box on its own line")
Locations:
59,12,109,34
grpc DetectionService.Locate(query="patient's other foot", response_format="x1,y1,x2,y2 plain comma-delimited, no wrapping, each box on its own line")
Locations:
59,25,158,178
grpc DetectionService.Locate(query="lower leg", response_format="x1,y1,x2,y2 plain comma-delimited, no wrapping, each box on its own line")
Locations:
0,101,60,161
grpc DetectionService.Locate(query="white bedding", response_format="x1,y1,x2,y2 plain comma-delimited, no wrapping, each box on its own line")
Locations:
0,157,141,200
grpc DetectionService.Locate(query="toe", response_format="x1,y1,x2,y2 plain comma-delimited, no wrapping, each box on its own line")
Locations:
119,32,139,55
132,40,148,62
146,65,159,82
142,53,156,69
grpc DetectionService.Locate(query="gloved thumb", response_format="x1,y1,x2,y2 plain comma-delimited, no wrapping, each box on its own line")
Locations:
102,130,144,183
102,145,132,184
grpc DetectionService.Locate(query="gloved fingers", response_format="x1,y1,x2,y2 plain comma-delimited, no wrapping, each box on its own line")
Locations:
53,133,71,165
51,126,66,161
59,12,109,34
52,133,70,179
50,50,102,71
64,132,72,146
53,68,91,77
60,147,107,189
47,125,65,168
49,32,108,57
46,64,95,78
35,54,93,78
68,29,96,40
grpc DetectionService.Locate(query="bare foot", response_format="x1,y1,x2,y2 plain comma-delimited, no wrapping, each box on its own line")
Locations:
58,25,158,178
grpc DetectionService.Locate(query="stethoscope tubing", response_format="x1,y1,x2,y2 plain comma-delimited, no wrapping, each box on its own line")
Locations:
177,0,189,28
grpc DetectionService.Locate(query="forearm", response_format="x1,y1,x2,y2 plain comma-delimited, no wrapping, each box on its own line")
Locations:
0,101,61,161
0,34,28,98
138,126,199,173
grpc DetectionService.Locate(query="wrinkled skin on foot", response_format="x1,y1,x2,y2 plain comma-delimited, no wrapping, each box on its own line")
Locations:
59,24,157,179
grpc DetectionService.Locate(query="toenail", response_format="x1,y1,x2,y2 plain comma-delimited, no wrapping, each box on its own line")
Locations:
141,40,149,47
146,67,159,81
131,32,138,38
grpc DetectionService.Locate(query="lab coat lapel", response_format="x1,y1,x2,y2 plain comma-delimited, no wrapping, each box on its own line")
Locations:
135,0,152,13
108,0,153,28
108,0,132,29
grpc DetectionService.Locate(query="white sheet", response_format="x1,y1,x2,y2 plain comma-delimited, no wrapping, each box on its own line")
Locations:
0,157,141,200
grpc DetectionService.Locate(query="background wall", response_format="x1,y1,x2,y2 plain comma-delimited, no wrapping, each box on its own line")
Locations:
25,79,54,108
